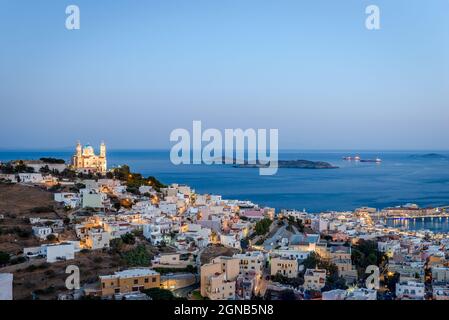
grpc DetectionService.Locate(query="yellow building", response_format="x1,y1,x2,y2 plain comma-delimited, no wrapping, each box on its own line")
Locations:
270,256,298,278
200,256,239,300
99,268,160,297
71,141,107,174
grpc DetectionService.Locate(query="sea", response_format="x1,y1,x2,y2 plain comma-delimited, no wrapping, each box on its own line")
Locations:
385,216,449,233
1,150,449,215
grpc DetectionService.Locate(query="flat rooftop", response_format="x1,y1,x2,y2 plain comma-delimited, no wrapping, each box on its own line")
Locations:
100,268,159,280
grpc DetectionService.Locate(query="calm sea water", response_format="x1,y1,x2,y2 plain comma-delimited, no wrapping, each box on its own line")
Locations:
386,217,449,233
1,150,449,214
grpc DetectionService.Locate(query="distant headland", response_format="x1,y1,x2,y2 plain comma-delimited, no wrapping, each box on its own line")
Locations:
216,158,338,169
410,153,448,159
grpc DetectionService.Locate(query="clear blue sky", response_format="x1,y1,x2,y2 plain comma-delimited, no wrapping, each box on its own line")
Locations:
0,0,448,150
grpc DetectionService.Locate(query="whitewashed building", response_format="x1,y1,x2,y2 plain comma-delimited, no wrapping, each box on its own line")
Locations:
0,273,13,300
396,281,425,300
32,226,53,240
18,173,44,184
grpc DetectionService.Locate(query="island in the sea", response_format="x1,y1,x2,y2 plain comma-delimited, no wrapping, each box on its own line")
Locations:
228,159,338,169
410,153,448,159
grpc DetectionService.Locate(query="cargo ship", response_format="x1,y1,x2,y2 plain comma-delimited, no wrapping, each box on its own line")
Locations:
343,155,381,163
360,157,382,163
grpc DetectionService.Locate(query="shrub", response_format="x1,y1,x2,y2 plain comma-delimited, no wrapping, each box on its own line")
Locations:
44,269,56,277
25,265,38,272
0,251,10,265
141,288,175,300
14,227,32,238
46,234,57,242
121,233,136,245
93,257,103,264
30,206,54,213
121,245,151,267
40,158,65,164
254,218,272,236
10,256,26,265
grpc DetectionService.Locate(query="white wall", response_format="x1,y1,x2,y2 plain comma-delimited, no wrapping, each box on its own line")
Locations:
0,274,13,300
46,244,75,263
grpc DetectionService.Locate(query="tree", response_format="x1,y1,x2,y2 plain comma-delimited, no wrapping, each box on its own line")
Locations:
385,272,400,293
113,202,121,212
59,168,77,179
255,218,272,235
141,288,175,300
0,251,10,265
185,264,196,273
46,234,57,242
110,238,124,254
279,289,297,300
121,245,151,267
13,160,34,173
121,232,136,245
296,218,305,232
0,163,14,174
40,158,65,164
352,239,387,278
39,165,51,174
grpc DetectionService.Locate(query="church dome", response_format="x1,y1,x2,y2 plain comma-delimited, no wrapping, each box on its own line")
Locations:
82,144,95,156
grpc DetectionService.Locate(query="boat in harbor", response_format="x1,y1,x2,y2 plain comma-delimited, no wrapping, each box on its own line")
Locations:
360,157,382,163
343,155,361,161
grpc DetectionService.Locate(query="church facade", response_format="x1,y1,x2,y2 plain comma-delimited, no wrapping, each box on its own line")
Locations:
71,142,107,174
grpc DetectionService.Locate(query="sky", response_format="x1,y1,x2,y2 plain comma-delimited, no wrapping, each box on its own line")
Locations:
0,0,448,150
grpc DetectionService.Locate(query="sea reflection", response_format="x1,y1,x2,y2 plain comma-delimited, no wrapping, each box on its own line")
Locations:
386,217,449,233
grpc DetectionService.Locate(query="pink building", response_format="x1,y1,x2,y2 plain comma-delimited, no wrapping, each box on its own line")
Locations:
240,209,265,220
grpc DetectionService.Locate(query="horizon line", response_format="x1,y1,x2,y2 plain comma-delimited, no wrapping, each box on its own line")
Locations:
1,147,449,152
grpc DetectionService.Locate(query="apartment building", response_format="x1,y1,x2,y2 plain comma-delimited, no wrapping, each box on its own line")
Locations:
200,256,239,300
99,269,160,297
233,251,265,276
304,268,327,291
395,281,425,300
270,256,298,278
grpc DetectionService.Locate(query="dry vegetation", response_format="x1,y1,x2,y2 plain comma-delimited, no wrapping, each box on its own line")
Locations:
0,183,179,300
0,183,71,255
8,250,122,300
200,245,240,265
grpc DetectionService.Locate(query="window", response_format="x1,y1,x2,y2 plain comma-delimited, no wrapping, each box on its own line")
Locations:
144,278,149,283
114,288,120,293
134,279,138,285
102,283,105,289
152,277,156,282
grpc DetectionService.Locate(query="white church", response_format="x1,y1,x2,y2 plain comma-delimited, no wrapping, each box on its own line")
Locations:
71,141,107,174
